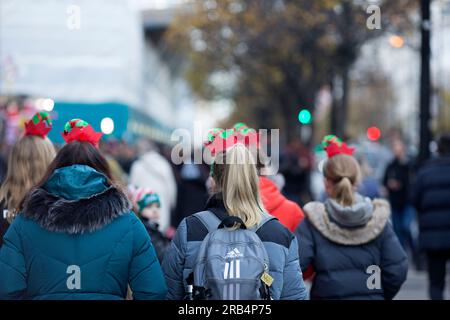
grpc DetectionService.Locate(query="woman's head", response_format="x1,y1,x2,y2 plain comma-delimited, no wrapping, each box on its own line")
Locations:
0,135,56,212
211,143,263,228
36,140,113,188
323,154,361,207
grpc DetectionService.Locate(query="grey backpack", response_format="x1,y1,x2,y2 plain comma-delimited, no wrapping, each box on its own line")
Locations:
191,211,275,300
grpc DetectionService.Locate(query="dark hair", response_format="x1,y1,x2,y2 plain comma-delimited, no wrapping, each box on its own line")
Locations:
35,141,114,189
438,134,450,156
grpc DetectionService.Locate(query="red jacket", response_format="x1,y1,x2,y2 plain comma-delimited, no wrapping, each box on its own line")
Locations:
259,177,305,232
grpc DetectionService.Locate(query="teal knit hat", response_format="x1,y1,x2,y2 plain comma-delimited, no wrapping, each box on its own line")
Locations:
130,187,161,214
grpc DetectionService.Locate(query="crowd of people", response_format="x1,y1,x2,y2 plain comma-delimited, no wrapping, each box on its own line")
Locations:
0,112,449,300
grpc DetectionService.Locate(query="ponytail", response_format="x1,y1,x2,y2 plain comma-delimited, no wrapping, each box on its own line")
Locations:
212,144,263,228
323,154,361,207
332,177,355,207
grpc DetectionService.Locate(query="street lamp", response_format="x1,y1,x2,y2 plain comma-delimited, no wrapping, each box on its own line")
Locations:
367,127,381,141
101,117,115,135
298,109,312,125
389,35,405,48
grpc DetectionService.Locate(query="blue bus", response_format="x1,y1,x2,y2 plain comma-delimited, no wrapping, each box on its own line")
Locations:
48,102,173,145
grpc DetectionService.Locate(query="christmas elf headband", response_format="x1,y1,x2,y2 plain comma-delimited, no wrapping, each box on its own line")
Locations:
321,135,355,158
24,111,53,138
204,122,260,157
61,119,103,147
205,123,260,176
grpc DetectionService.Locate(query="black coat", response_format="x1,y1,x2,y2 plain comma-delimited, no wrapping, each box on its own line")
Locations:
173,178,208,228
142,219,171,263
296,200,408,300
383,158,411,211
411,156,450,251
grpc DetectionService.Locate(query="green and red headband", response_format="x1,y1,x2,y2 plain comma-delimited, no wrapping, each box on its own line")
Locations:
321,135,355,158
24,111,53,138
204,122,260,157
62,119,103,147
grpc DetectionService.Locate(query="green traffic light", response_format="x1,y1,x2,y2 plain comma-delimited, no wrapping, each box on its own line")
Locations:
298,109,312,124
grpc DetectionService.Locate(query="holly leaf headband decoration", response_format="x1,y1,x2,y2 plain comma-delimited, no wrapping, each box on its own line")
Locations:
24,111,53,138
61,118,103,147
321,135,355,158
204,122,260,157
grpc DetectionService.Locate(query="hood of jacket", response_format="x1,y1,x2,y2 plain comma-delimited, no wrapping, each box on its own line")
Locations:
303,199,391,245
259,176,284,212
325,194,374,228
22,165,131,234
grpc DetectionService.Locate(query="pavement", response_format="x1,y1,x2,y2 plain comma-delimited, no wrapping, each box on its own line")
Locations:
395,267,450,300
395,269,429,300
305,267,449,300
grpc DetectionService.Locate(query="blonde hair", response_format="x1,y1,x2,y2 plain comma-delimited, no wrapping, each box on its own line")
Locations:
323,154,361,207
212,144,263,228
0,135,56,220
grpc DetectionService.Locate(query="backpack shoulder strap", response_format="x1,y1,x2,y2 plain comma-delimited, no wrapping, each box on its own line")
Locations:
254,212,277,232
195,210,276,233
193,210,222,233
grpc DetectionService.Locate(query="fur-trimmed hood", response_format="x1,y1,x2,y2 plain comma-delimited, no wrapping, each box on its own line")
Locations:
303,199,391,245
21,165,131,234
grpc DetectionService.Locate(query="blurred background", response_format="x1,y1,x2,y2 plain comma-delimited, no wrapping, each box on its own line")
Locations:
1,0,450,299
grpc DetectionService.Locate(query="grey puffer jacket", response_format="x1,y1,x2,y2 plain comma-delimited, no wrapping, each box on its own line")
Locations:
162,196,308,300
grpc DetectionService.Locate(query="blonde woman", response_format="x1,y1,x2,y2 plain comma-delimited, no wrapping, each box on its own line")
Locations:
295,136,408,300
162,143,308,300
0,112,56,247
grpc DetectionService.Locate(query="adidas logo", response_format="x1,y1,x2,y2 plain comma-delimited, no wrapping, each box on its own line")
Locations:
225,248,244,259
